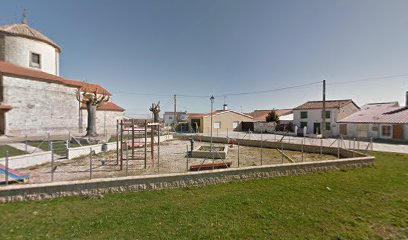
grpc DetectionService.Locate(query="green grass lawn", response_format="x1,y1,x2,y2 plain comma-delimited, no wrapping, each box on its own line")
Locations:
0,151,407,239
27,141,82,156
0,145,27,158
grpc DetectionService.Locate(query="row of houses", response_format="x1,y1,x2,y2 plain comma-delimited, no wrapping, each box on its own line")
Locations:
3,18,405,142
164,93,408,141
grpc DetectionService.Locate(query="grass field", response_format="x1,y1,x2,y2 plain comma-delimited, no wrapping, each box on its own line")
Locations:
0,151,407,239
0,145,27,158
27,141,82,156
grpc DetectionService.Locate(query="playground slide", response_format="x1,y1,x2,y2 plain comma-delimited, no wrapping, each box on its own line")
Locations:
0,164,29,184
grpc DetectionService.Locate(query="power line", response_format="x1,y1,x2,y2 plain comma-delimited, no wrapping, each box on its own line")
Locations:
216,81,322,97
110,74,408,99
328,74,408,86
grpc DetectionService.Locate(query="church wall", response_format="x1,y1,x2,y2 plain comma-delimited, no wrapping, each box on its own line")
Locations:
0,35,5,61
3,36,59,76
81,109,124,137
3,76,80,136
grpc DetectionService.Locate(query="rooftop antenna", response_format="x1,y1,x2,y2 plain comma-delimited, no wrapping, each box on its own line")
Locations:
22,9,28,25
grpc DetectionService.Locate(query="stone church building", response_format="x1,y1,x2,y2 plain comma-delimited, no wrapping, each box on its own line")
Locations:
0,18,125,136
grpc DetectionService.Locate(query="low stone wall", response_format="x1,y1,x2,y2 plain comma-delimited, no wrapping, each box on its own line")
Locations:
191,145,228,159
175,135,367,158
0,156,374,203
254,122,276,133
0,151,52,169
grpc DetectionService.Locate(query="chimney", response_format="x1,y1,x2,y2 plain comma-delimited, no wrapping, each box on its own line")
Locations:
406,91,408,107
223,104,228,110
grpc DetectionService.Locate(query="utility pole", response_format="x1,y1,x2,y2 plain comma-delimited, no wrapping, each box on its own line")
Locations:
322,80,326,138
173,94,177,129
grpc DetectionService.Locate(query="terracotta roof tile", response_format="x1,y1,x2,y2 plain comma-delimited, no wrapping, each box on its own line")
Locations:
249,109,293,121
339,102,408,124
0,61,65,83
0,23,61,52
294,99,359,110
81,101,125,112
188,110,253,119
63,79,111,95
0,61,112,95
0,104,12,111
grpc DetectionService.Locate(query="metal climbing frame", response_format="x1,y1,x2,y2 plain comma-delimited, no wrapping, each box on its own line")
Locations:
116,119,161,172
117,119,146,170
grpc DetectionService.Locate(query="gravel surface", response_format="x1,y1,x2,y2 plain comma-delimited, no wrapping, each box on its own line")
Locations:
20,140,338,184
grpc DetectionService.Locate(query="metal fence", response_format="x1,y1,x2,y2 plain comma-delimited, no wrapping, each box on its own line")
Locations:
0,127,373,186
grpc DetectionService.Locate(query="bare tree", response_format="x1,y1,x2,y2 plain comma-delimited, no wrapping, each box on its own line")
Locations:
76,89,110,137
149,101,160,123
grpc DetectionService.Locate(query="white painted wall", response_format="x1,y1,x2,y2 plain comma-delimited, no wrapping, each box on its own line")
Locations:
0,151,52,169
405,125,408,140
293,109,338,136
163,112,187,126
81,109,124,136
2,35,59,75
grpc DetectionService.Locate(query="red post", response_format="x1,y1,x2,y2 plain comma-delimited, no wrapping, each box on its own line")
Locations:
151,125,155,169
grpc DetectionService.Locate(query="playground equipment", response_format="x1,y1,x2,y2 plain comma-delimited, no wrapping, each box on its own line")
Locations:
0,164,29,184
116,119,160,170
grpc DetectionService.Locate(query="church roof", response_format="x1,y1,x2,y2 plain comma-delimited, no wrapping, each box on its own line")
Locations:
62,79,112,96
0,61,111,95
0,23,61,52
81,101,125,112
0,61,123,111
0,60,64,83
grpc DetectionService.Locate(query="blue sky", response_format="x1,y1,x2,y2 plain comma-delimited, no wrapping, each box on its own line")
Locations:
1,0,408,117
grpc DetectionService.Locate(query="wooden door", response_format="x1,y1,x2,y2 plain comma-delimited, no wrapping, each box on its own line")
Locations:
393,124,404,140
339,124,347,136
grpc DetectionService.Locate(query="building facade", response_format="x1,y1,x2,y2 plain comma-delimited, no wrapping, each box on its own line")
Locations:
0,19,124,136
188,110,254,134
293,100,360,137
337,102,408,141
163,112,188,126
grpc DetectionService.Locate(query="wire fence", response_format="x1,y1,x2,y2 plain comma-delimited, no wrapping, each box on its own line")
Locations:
0,127,376,186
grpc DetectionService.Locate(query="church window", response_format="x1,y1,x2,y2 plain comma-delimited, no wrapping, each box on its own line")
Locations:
30,52,41,68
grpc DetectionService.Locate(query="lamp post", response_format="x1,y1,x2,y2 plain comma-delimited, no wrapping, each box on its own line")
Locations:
210,96,215,148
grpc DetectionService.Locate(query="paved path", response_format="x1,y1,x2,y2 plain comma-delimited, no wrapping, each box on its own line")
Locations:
196,131,408,154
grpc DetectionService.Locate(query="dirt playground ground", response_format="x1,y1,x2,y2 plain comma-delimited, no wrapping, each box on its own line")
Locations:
20,139,338,184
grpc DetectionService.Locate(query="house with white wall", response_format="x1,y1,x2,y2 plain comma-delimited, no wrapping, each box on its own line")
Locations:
163,112,188,126
337,101,408,141
293,100,360,137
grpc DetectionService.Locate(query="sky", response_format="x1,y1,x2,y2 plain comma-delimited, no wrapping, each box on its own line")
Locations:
1,0,408,117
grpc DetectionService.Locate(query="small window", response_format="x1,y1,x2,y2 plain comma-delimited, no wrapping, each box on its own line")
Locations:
325,122,331,130
381,125,392,137
168,116,173,120
300,122,307,128
232,121,239,129
300,111,308,119
214,122,221,129
30,52,41,68
325,111,331,119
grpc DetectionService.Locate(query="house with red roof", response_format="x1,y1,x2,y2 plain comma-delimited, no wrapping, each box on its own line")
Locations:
337,100,408,141
0,18,124,136
293,99,360,137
